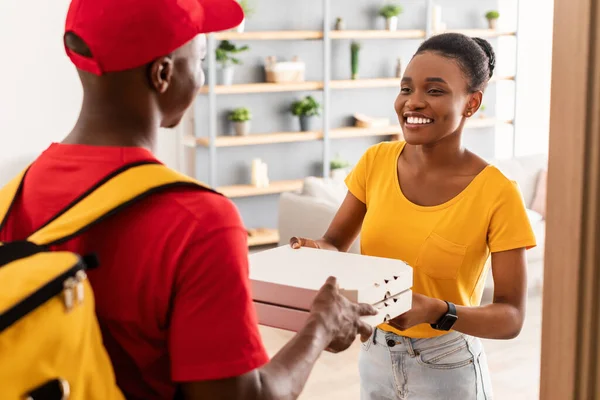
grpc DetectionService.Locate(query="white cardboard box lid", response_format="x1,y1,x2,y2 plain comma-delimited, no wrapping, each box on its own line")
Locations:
254,289,412,332
249,245,413,309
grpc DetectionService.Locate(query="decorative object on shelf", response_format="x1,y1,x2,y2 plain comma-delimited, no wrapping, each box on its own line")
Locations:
330,154,351,181
395,57,404,78
228,107,252,136
335,17,345,30
485,10,500,30
236,0,255,33
290,96,321,132
354,113,390,128
264,56,305,83
216,40,249,86
379,3,403,31
350,41,361,80
251,158,269,188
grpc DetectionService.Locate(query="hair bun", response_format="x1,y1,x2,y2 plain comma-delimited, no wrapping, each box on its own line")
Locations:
472,37,496,79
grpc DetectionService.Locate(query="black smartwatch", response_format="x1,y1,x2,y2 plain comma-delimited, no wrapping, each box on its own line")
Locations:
430,301,458,331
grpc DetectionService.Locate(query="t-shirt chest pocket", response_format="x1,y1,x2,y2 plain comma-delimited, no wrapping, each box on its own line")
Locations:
415,232,467,280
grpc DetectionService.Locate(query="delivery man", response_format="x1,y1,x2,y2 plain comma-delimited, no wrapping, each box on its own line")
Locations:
0,0,376,399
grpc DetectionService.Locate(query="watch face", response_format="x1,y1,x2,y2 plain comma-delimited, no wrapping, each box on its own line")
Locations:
440,315,458,330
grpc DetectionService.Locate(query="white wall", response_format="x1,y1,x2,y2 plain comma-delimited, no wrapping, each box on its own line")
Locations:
0,0,181,170
495,0,554,158
513,0,554,157
0,1,81,163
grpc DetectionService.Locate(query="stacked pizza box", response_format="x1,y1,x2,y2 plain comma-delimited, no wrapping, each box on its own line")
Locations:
248,245,413,332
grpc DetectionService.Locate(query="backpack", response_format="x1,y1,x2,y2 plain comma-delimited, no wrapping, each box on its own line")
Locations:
0,161,212,400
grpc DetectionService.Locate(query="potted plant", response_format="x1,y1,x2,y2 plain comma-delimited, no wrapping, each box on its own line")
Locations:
351,41,361,80
215,40,249,85
330,154,351,180
485,10,500,30
290,96,321,132
379,3,403,31
236,0,255,33
335,17,345,30
228,107,252,136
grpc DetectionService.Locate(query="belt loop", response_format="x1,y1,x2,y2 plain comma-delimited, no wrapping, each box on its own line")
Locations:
404,337,416,357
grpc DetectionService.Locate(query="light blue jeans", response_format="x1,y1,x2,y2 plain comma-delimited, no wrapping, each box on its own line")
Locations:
359,328,493,399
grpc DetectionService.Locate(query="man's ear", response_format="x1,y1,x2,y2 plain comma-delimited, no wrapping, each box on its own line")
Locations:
149,57,174,94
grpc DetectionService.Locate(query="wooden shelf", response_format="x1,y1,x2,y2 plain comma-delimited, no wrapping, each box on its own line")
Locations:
185,120,512,147
437,29,516,38
330,30,426,40
466,118,514,128
199,81,323,94
215,31,323,40
331,78,401,90
191,131,322,148
247,228,280,247
198,75,513,96
329,119,511,139
217,179,304,198
330,125,402,139
490,75,515,83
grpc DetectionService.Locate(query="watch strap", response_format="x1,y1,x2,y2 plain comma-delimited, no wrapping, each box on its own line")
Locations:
430,300,458,331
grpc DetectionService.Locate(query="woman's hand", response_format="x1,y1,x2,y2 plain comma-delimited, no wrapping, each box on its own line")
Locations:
388,292,447,331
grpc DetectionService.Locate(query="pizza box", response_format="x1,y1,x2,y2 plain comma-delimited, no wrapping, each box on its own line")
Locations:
248,245,413,310
254,289,412,332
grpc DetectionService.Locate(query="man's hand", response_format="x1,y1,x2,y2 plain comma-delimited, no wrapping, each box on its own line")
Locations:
290,236,321,249
388,292,447,331
309,276,378,353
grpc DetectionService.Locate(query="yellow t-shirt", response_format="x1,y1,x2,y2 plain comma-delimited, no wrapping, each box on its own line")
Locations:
344,140,537,338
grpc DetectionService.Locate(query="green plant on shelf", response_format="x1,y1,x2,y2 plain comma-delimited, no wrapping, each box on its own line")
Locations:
238,0,255,18
485,10,500,20
379,3,403,18
351,41,361,80
330,154,351,171
485,10,500,29
216,40,249,67
228,107,252,122
290,96,321,117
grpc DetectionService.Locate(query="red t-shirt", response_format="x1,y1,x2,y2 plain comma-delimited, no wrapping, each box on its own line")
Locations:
0,143,269,399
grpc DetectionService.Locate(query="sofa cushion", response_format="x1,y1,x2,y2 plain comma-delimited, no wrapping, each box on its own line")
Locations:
301,176,347,206
490,154,548,208
526,208,544,224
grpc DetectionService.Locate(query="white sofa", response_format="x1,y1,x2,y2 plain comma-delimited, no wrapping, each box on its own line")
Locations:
277,154,548,294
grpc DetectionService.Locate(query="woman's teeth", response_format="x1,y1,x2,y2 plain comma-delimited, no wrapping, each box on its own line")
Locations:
406,117,433,124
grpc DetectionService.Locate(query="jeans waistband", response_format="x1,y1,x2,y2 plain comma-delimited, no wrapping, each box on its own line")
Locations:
371,327,469,356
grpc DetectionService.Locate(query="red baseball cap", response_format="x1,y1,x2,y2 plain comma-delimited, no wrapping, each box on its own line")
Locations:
64,0,244,75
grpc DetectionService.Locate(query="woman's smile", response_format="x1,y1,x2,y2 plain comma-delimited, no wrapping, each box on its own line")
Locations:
402,111,435,130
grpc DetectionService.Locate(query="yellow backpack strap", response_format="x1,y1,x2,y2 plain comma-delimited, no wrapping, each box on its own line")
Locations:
27,162,215,246
0,166,31,235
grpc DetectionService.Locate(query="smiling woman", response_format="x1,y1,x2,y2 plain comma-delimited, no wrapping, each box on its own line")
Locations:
290,32,537,400
397,33,495,146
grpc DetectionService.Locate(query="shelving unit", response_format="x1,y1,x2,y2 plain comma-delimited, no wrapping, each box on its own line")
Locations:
198,81,323,94
436,29,516,38
247,228,280,247
191,0,520,247
197,75,514,95
330,29,426,39
215,30,323,40
217,179,304,198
